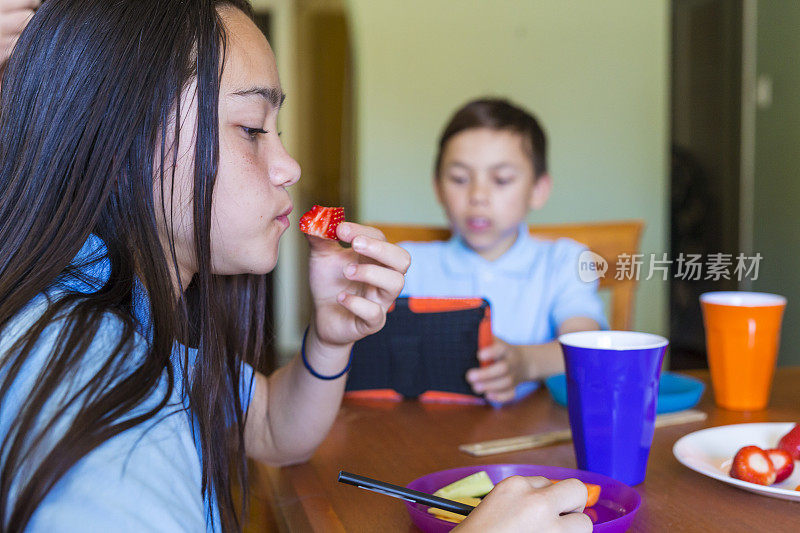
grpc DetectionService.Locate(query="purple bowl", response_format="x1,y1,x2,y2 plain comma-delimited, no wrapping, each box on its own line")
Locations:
405,464,640,532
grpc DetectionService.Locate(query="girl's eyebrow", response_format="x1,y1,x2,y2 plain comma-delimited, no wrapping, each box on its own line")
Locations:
229,85,286,109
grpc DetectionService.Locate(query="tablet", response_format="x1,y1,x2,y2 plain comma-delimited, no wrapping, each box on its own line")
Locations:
345,297,491,402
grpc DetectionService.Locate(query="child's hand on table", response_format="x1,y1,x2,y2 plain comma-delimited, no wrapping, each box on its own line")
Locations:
466,317,602,404
466,339,526,403
454,476,591,532
305,222,410,353
0,0,38,65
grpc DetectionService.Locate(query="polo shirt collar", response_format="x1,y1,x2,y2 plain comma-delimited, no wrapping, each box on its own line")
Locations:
443,222,536,278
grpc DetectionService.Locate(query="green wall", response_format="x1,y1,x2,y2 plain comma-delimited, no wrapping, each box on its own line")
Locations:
753,2,800,365
347,0,670,335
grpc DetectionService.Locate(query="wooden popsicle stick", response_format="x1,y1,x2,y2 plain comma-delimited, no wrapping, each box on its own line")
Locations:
459,409,708,457
653,408,708,428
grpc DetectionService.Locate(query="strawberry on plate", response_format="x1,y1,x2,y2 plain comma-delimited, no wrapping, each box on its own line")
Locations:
778,424,800,461
299,205,345,240
729,446,776,486
765,448,795,483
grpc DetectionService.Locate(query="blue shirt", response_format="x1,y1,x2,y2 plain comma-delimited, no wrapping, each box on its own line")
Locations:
0,235,254,532
400,225,607,399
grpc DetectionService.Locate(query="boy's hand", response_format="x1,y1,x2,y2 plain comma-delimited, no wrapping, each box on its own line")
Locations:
466,339,525,404
453,476,591,532
0,0,39,65
305,222,410,350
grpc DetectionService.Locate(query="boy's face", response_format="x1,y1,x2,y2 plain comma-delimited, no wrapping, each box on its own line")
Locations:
435,127,551,261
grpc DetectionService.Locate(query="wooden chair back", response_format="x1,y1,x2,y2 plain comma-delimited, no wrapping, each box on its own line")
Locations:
373,220,644,330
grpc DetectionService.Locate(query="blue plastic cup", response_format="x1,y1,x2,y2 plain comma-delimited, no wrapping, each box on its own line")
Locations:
559,331,668,485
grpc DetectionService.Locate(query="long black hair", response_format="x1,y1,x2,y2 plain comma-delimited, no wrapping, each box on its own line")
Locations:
0,1,269,531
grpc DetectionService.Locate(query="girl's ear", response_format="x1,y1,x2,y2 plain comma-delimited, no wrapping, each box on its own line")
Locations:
529,173,552,210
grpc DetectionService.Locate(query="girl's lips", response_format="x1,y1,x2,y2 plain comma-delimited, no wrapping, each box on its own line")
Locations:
275,204,293,228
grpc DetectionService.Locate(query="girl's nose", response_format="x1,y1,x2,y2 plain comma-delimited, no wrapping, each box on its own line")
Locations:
269,142,301,187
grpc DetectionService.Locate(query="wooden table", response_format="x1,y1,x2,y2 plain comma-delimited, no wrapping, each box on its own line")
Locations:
247,368,800,532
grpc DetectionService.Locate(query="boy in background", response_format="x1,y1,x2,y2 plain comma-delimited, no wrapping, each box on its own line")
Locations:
400,98,607,404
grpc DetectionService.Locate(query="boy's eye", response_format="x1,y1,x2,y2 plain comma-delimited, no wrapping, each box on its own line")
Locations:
447,174,469,185
241,126,268,140
494,177,514,185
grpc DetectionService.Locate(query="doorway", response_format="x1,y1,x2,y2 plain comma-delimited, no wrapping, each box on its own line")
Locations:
669,0,743,369
293,1,356,331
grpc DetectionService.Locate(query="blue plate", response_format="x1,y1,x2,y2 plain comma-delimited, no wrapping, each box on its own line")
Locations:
544,372,705,414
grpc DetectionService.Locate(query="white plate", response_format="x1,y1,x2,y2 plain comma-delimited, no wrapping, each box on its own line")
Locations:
673,423,800,502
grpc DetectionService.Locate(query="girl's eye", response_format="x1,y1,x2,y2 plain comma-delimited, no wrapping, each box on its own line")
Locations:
242,126,268,140
494,176,514,186
448,174,469,185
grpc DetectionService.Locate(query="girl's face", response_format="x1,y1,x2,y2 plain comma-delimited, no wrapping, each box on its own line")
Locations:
156,6,301,290
435,127,551,261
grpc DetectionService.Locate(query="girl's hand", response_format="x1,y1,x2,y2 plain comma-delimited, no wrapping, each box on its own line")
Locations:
0,0,39,65
305,222,410,349
466,339,525,403
454,476,591,533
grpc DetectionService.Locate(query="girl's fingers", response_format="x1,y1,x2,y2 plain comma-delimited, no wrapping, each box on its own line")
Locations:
335,222,410,274
544,478,589,514
558,511,593,533
350,235,411,274
343,263,404,301
337,292,385,331
521,476,552,490
336,221,386,242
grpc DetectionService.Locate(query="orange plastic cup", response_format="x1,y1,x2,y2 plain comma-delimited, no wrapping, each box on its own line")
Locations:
700,292,786,411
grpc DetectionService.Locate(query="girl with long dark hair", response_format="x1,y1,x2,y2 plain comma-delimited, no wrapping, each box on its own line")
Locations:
0,1,590,531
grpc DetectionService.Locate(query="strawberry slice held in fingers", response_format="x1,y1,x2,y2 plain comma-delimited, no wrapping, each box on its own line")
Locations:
299,205,345,240
766,448,795,483
729,446,777,486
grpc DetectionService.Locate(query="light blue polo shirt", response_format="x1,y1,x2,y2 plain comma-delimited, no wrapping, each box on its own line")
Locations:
0,235,254,532
400,224,607,399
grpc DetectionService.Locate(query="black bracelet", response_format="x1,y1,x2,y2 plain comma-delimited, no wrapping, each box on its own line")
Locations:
301,327,352,380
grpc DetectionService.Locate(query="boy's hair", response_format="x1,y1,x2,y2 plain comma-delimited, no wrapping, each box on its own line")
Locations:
435,97,548,179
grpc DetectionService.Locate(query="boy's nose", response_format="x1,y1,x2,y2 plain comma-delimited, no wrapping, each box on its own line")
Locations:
468,182,489,205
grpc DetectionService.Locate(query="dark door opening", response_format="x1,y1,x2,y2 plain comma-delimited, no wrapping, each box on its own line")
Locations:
670,0,743,369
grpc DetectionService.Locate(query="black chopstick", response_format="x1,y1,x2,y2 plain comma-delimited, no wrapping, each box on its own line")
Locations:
337,471,476,516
